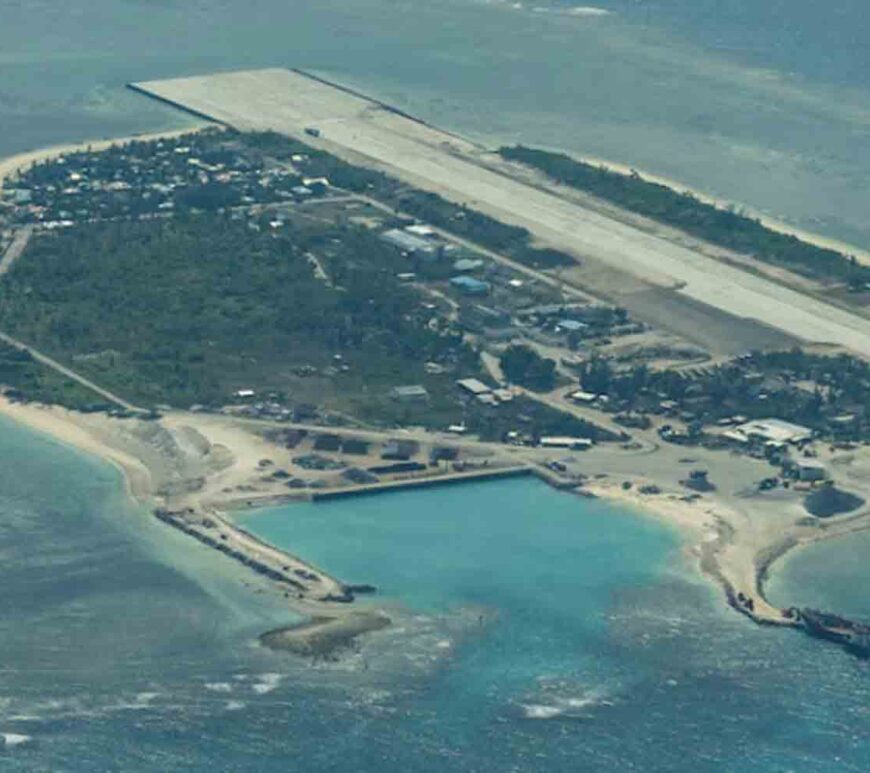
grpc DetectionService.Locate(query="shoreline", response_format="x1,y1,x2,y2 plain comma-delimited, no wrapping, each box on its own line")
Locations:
1,126,869,657
0,396,378,653
515,146,870,266
0,126,210,193
577,478,791,625
3,395,870,656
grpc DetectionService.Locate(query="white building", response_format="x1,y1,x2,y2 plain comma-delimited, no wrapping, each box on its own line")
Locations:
456,378,491,396
794,458,827,482
728,418,813,445
540,436,594,450
568,389,599,404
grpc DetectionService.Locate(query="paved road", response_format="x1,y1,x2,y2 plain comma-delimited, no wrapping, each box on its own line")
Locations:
0,226,33,277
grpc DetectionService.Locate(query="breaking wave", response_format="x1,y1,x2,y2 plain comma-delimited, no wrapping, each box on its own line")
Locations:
531,5,611,16
2,733,32,748
251,673,283,695
473,0,611,17
518,684,616,720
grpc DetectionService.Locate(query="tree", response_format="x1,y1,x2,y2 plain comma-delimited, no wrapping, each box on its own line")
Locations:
500,344,556,392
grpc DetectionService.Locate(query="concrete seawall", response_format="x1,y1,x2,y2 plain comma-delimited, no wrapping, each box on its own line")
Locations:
311,465,533,501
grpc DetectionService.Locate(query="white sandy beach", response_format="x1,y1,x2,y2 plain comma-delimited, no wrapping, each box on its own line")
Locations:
0,127,208,192
4,392,868,634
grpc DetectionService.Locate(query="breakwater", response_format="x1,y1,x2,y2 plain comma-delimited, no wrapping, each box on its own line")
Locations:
153,507,357,603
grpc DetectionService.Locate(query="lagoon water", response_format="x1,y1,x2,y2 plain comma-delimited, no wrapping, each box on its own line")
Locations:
766,531,870,622
1,418,869,770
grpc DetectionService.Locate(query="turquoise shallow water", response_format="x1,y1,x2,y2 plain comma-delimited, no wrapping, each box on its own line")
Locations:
766,531,870,621
1,420,870,769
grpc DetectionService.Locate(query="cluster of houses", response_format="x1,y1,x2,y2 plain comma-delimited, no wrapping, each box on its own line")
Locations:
3,131,328,228
517,303,643,343
389,377,515,409
379,223,492,296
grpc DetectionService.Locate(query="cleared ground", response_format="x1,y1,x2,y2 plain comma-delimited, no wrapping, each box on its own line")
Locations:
132,68,870,358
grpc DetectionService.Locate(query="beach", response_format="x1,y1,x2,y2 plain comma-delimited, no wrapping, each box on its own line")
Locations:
548,151,870,267
3,387,870,652
3,120,870,654
0,396,390,653
0,127,209,194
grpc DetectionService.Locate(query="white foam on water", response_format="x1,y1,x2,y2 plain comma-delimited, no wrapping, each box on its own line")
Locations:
225,701,246,711
521,704,565,720
519,683,617,720
2,733,32,748
561,5,611,16
252,673,282,695
205,682,233,694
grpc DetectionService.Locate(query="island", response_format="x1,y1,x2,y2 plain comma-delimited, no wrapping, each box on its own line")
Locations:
1,68,869,659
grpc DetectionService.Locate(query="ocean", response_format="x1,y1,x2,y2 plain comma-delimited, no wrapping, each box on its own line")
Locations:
2,0,870,768
1,0,869,248
1,421,869,770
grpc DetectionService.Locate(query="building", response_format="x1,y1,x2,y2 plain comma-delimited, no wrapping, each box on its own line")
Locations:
456,378,491,396
381,439,419,460
450,276,490,295
540,436,594,450
728,418,813,445
492,388,514,403
390,384,429,402
380,228,439,258
453,258,485,273
794,458,827,482
556,319,588,334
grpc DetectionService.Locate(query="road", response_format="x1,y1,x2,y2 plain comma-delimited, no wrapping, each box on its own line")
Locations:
0,331,141,412
0,226,140,411
0,226,33,277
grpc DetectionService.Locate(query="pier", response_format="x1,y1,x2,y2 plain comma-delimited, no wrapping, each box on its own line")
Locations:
310,464,533,501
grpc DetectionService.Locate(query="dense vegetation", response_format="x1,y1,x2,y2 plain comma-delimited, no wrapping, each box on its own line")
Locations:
579,348,870,441
244,132,575,269
499,344,557,391
467,394,620,443
500,146,869,286
0,213,477,410
0,343,103,409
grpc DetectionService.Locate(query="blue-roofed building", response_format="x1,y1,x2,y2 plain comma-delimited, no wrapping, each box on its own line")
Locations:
450,275,491,295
